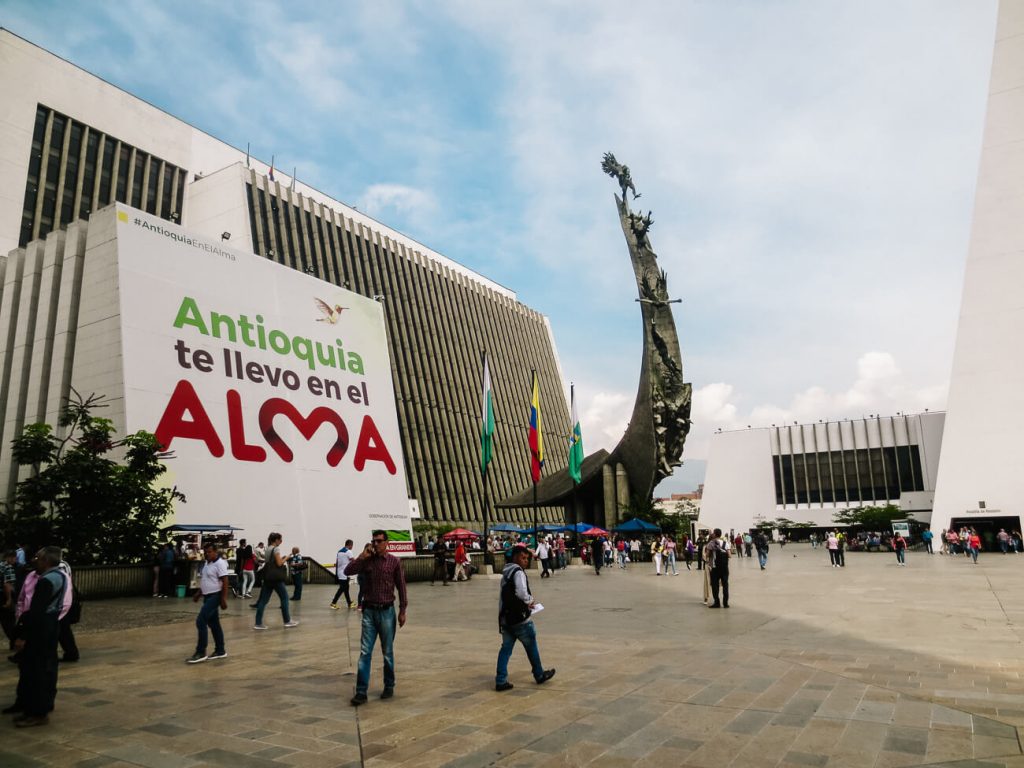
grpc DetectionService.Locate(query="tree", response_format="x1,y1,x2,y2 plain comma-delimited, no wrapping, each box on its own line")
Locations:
832,504,906,532
3,392,185,564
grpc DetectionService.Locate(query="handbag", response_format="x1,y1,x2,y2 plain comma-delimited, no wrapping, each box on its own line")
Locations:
262,547,287,585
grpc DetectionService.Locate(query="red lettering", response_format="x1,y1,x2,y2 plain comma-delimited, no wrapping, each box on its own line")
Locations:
226,389,267,462
353,415,397,474
258,398,349,466
154,380,224,456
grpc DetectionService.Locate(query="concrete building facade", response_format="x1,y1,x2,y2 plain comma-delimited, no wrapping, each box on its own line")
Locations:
0,29,570,527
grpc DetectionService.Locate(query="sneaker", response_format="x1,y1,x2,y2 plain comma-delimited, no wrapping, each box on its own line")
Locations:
330,603,339,610
536,669,556,685
253,624,268,631
349,604,357,610
350,693,368,706
186,653,208,664
380,687,394,700
495,682,514,692
208,650,228,661
284,620,300,628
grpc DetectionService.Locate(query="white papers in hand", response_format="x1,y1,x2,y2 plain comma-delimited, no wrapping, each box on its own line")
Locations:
531,603,544,615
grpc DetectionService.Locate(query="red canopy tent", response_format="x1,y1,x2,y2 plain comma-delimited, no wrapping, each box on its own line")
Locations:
581,527,608,537
442,528,480,540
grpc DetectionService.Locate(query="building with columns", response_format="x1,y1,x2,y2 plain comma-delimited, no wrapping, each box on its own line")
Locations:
0,28,570,530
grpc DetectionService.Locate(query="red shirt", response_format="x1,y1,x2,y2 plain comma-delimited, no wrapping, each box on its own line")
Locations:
345,553,409,610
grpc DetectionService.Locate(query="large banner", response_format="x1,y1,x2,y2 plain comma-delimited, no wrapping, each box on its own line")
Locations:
114,207,413,561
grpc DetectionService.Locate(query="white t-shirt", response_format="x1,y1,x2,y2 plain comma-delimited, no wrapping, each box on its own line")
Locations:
537,542,550,558
199,557,229,595
336,548,352,580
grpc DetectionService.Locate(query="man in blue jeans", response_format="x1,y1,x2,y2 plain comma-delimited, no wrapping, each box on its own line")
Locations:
344,530,408,706
187,543,229,663
495,544,555,691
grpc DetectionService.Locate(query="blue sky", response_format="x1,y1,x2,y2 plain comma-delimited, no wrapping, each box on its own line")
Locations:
2,0,999,493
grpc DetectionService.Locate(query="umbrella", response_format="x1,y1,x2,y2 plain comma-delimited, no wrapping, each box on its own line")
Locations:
581,526,608,536
442,528,480,540
614,517,661,533
489,523,526,532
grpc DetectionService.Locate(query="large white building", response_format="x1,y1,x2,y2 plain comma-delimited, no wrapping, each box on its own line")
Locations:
702,0,1024,540
699,413,945,535
0,28,574,546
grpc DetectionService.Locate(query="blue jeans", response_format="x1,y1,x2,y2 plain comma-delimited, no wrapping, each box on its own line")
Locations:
254,581,291,625
291,572,303,599
971,546,979,563
496,620,545,685
196,593,225,655
758,551,767,568
357,606,396,694
665,551,678,574
896,549,905,564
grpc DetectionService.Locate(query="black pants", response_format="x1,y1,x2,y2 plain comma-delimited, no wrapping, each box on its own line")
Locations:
828,549,837,565
332,578,351,606
710,567,729,606
431,559,447,584
158,567,175,596
836,550,845,567
0,605,14,649
17,616,59,716
58,616,79,660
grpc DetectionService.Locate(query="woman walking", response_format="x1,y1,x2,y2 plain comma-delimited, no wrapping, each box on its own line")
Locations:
893,532,908,567
253,533,299,630
968,529,982,564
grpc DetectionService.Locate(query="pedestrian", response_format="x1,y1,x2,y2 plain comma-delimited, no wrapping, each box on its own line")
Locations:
997,528,1010,554
431,537,449,586
1,551,16,651
187,543,229,663
684,536,694,570
743,532,753,558
946,528,959,555
827,532,839,567
454,541,470,581
835,532,846,568
331,539,355,609
630,538,640,564
151,546,161,597
537,537,551,578
968,529,982,563
55,560,79,663
893,532,908,566
696,533,706,570
253,541,267,588
590,538,603,575
344,530,408,706
495,543,556,692
252,533,299,630
616,538,627,569
4,546,65,727
664,536,679,575
651,539,663,575
288,547,306,600
922,528,934,554
754,531,769,570
158,542,175,597
705,529,730,608
238,539,255,598
556,536,567,569
603,539,613,567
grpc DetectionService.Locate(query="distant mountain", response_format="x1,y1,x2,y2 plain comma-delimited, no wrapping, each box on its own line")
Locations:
654,459,706,496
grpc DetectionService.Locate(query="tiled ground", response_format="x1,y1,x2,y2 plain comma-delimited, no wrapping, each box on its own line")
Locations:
2,545,1024,767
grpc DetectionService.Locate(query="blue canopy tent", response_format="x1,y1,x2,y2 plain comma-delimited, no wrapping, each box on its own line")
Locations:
614,517,661,533
489,523,527,532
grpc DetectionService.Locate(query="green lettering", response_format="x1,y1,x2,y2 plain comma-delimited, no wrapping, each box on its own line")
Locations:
172,297,208,335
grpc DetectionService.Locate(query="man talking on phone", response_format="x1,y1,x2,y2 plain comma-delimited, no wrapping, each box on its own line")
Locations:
344,530,408,706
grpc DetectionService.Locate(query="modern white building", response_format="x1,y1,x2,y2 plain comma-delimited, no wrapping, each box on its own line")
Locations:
0,28,573,537
699,413,945,535
931,0,1024,538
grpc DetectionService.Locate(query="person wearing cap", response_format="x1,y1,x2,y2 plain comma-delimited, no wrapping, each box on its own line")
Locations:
495,544,555,692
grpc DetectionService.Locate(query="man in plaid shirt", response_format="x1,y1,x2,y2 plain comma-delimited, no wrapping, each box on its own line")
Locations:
344,530,408,706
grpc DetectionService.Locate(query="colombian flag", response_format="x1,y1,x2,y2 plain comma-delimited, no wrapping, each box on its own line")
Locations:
529,370,544,483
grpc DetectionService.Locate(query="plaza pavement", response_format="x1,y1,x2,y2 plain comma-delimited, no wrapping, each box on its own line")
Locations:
3,544,1024,768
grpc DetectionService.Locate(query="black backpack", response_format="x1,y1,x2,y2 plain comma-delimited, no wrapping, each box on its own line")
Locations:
499,565,531,629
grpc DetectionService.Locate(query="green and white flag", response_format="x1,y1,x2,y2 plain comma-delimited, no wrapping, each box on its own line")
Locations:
481,352,495,476
568,384,583,484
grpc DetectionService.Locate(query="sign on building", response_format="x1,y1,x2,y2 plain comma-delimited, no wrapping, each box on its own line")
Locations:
115,207,413,560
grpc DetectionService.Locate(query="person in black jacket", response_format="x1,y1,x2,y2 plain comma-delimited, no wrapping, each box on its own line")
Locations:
494,545,555,692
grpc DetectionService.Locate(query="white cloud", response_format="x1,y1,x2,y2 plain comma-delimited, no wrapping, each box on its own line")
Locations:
358,184,438,222
580,391,631,452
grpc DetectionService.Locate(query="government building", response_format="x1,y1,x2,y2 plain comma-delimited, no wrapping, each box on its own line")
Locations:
0,29,571,537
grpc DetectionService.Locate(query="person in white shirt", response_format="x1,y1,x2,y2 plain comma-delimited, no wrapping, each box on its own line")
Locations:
331,540,354,610
187,544,229,663
536,538,551,578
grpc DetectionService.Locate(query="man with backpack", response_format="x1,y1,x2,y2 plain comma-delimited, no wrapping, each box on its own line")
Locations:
495,544,555,692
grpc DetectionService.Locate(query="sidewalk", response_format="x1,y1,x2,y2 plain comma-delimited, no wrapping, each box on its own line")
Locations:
2,545,1024,767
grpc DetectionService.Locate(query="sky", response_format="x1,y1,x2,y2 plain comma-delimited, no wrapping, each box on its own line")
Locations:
1,0,1000,494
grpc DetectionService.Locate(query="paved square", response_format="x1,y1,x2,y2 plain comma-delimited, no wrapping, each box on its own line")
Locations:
3,545,1024,767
